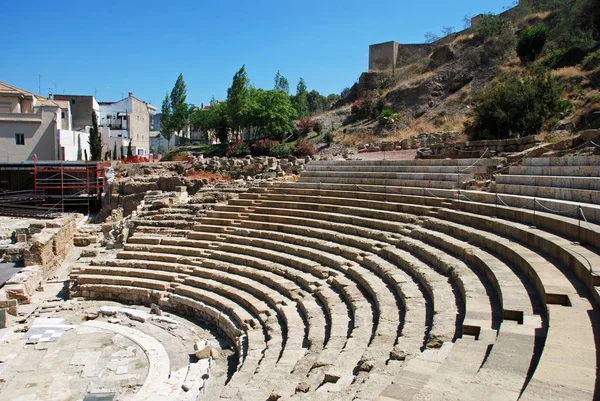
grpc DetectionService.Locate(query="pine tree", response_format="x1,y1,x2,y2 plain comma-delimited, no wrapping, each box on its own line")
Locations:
88,110,102,161
274,71,290,94
227,65,249,140
160,92,173,150
127,140,133,157
294,78,309,117
170,73,188,139
113,142,117,160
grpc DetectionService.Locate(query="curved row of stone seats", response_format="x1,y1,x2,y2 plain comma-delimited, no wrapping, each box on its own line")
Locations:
189,214,447,398
496,155,600,206
202,205,511,399
121,206,438,398
121,235,337,398
187,229,403,389
249,182,598,399
254,184,600,304
224,194,540,397
117,231,365,397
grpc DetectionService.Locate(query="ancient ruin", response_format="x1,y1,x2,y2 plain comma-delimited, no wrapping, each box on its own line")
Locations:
0,141,599,401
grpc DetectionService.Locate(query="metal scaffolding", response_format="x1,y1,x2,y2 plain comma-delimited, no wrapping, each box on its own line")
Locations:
0,157,105,217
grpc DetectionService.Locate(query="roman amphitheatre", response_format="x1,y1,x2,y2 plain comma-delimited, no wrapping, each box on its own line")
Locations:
0,133,599,401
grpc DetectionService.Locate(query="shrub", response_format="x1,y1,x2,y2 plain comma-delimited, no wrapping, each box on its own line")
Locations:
296,117,314,136
313,121,323,134
487,29,517,58
225,140,251,157
465,67,562,140
582,49,600,70
351,98,374,119
475,13,509,38
517,24,548,63
293,137,316,157
272,143,293,158
323,131,334,146
252,139,279,156
463,47,487,69
163,151,189,162
378,109,399,127
537,47,588,69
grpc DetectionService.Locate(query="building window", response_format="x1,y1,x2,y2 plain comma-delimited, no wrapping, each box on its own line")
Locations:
15,133,25,145
61,112,65,119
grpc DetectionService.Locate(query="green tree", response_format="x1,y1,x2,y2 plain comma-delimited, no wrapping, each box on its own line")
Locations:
160,93,173,150
170,73,188,139
127,139,133,157
88,110,102,161
274,71,290,94
245,88,297,140
191,101,231,144
113,142,117,160
294,78,309,117
227,65,250,140
465,67,562,140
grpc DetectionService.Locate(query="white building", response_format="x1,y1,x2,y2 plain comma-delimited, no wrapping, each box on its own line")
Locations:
0,82,90,162
97,92,156,156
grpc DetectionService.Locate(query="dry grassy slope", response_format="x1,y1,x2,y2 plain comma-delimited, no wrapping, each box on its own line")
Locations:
317,7,600,150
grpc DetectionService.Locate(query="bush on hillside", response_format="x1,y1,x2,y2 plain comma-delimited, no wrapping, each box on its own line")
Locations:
582,49,600,70
323,131,334,146
517,24,548,63
296,117,314,136
272,142,293,158
351,99,374,119
537,47,589,69
293,137,316,157
475,14,510,38
465,67,562,140
378,109,399,127
225,140,251,157
313,120,323,134
251,139,279,156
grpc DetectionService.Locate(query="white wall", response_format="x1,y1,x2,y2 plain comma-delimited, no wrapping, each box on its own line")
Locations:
58,130,90,161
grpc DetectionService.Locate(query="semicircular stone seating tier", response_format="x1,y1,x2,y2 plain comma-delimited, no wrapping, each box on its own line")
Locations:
70,156,600,401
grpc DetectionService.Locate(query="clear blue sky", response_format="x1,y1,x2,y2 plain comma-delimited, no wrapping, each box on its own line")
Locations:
2,0,513,107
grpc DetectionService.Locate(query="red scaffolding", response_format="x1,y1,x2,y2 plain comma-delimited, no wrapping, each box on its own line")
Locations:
32,156,105,214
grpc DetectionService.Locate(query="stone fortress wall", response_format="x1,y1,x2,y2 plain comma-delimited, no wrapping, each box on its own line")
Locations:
368,0,529,72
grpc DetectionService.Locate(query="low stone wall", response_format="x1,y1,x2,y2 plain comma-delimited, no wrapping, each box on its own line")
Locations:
358,132,463,153
1,215,77,315
418,135,541,158
191,155,311,178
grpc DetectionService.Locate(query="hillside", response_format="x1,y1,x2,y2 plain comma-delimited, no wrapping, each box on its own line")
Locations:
319,0,600,150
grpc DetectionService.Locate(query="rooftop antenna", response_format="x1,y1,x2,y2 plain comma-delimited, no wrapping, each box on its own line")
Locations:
94,88,98,98
38,73,43,95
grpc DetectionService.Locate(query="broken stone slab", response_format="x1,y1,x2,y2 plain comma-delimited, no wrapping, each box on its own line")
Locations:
193,340,213,360
99,306,120,316
121,308,152,323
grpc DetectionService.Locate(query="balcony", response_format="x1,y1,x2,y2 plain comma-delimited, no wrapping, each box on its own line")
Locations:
0,112,42,123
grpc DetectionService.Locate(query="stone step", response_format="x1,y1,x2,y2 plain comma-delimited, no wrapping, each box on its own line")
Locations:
495,184,600,212
297,176,460,189
522,155,600,167
305,165,489,174
496,174,600,190
508,165,600,177
261,181,457,199
301,171,475,182
308,158,501,167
